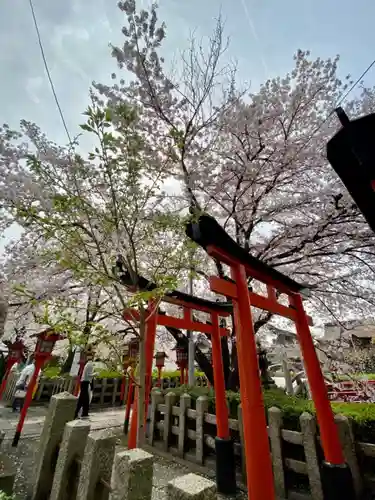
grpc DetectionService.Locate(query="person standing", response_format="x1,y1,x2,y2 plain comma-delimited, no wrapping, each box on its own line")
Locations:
12,356,36,412
74,349,94,419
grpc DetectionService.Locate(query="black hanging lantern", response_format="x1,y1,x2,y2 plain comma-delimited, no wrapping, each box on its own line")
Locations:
175,346,188,367
206,349,212,365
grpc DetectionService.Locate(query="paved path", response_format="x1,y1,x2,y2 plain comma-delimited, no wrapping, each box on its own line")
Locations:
0,404,125,440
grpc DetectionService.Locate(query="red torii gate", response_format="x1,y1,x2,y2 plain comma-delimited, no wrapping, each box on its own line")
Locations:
122,292,237,494
186,214,355,500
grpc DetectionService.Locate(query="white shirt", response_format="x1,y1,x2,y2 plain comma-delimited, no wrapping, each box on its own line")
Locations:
16,363,35,388
81,361,94,382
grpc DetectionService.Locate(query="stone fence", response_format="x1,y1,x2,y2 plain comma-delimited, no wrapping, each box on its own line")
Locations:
1,371,208,408
147,389,375,500
30,392,217,500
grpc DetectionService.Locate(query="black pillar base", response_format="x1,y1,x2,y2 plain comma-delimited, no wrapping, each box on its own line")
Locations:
321,461,356,500
12,431,21,447
215,437,237,495
123,418,130,435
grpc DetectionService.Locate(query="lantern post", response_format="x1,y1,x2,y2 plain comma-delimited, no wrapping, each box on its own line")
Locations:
123,338,139,435
0,338,25,399
120,349,131,404
155,351,167,386
12,329,62,447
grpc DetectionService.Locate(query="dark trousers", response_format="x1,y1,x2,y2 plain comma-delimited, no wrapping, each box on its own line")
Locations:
12,384,25,412
75,381,90,418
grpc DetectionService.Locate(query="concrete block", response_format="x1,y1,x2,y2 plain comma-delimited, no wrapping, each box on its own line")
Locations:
167,473,216,500
50,420,90,500
109,448,154,500
76,428,116,500
32,392,77,500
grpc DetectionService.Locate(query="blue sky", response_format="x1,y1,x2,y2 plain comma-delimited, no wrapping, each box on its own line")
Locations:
1,0,375,247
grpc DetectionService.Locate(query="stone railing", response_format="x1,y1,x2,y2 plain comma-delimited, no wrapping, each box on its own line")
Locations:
147,389,375,500
29,392,217,500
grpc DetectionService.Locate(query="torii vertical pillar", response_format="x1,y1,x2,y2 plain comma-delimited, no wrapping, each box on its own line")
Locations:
291,294,355,500
231,264,275,500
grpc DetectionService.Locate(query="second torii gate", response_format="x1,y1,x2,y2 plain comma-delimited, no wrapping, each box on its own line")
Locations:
123,293,237,494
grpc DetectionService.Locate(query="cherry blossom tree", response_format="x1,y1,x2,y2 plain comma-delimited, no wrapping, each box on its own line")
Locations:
0,96,192,444
91,1,375,388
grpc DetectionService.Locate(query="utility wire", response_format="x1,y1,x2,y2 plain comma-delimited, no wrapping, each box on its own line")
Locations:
28,0,73,145
291,57,375,160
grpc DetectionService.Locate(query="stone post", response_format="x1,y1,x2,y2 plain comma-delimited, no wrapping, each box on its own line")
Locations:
282,356,294,395
195,396,208,465
148,389,164,446
178,393,191,457
50,420,90,500
32,392,77,500
112,378,119,406
168,473,216,500
109,448,154,500
300,412,323,500
67,378,75,394
35,378,45,401
335,414,363,497
237,404,246,484
164,392,178,451
76,429,116,500
268,407,286,498
100,378,108,405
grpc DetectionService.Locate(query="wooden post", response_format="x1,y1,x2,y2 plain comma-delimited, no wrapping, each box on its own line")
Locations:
268,407,286,498
178,394,191,457
195,396,208,465
300,412,323,500
164,392,177,451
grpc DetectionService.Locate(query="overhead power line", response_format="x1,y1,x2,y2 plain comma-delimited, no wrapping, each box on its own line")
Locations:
28,0,72,145
294,57,375,160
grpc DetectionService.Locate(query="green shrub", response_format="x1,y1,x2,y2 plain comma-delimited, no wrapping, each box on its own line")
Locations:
151,369,205,379
95,369,123,379
42,366,62,379
0,491,15,500
158,386,375,443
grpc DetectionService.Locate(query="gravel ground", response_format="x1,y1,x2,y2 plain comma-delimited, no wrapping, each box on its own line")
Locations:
1,435,246,500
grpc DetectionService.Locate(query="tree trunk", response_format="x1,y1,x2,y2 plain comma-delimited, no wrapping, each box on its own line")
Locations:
61,345,75,374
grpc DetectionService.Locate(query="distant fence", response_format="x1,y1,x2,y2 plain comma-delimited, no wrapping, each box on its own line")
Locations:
1,372,208,408
146,389,375,500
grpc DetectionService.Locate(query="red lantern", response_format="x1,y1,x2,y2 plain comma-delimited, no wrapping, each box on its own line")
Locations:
155,351,167,369
175,346,188,385
12,329,63,447
4,339,24,364
0,339,25,399
129,338,140,363
155,351,167,387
